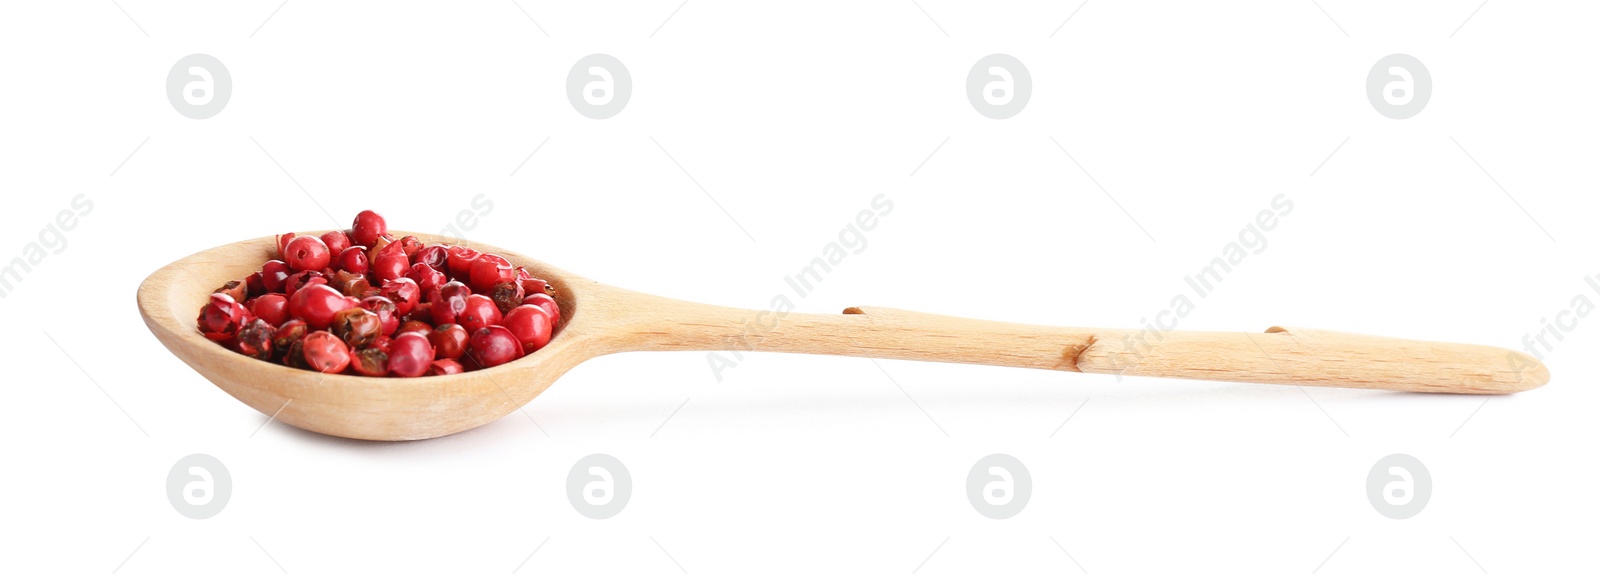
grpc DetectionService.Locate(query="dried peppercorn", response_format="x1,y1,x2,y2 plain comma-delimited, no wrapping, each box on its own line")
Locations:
198,293,252,342
329,307,383,349
234,319,277,360
388,332,433,377
350,347,389,377
301,331,350,373
488,281,525,315
199,209,561,377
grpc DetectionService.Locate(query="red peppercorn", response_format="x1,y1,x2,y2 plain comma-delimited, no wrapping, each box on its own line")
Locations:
351,210,388,248
249,293,291,326
388,332,434,378
469,255,514,293
246,271,268,298
397,235,423,258
414,245,448,272
458,294,502,333
203,211,561,376
198,293,253,342
466,325,524,369
502,304,553,352
397,320,433,337
407,262,447,294
261,260,292,293
301,331,350,373
289,284,357,329
275,232,297,260
429,281,472,325
368,334,393,354
284,235,332,272
326,270,367,297
272,319,308,359
470,325,524,367
446,246,481,278
518,274,550,297
428,359,465,376
283,270,328,298
379,277,421,316
360,296,400,336
330,307,383,349
234,319,277,360
320,230,352,255
405,301,433,324
282,339,309,369
336,246,369,275
350,347,389,377
521,293,560,326
371,249,409,283
488,281,525,315
428,323,469,360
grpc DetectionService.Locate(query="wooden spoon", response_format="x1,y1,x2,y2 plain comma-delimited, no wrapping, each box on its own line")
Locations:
138,232,1549,441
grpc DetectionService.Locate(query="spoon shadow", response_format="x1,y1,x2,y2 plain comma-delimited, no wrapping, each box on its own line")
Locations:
263,410,542,454
255,368,1533,452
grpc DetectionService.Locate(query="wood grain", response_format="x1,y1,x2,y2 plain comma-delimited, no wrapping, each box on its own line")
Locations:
139,232,1549,441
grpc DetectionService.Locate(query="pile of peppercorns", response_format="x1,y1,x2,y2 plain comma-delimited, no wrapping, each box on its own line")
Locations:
197,210,559,376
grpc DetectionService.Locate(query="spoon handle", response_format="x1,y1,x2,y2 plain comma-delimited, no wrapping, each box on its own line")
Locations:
1068,324,1545,394
611,296,1546,394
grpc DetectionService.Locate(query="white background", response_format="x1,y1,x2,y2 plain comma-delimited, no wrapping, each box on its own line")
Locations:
2,1,1596,572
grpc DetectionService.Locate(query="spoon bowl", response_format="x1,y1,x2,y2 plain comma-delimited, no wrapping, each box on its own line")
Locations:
139,232,604,440
140,232,1549,441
